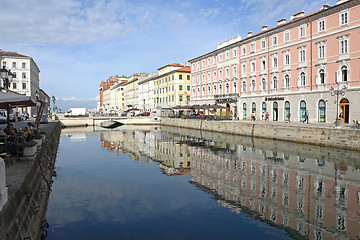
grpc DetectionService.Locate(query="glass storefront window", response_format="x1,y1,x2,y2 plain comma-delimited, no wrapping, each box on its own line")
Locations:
318,100,326,122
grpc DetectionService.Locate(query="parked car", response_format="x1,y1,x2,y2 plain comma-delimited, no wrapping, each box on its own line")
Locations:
40,114,48,124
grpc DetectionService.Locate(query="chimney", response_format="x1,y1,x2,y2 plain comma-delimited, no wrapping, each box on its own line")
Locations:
277,18,286,25
321,4,330,10
247,31,253,37
262,25,268,31
291,11,305,20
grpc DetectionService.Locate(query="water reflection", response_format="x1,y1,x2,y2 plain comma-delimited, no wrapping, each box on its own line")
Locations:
93,125,360,240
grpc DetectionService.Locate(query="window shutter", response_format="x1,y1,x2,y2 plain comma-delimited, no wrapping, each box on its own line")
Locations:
347,69,350,82
288,77,291,87
336,70,341,82
282,78,285,88
271,80,273,89
315,73,319,85
297,76,300,86
324,73,327,84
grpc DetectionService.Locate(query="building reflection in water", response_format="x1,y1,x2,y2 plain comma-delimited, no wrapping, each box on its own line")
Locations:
98,125,360,240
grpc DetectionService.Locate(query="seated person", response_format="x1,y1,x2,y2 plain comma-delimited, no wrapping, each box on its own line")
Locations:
27,122,34,131
23,127,34,142
4,124,16,136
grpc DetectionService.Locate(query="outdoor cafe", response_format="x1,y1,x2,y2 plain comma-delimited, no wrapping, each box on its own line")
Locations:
169,104,233,120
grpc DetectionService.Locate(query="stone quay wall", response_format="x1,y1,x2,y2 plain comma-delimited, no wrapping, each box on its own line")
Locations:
0,122,61,240
160,118,360,151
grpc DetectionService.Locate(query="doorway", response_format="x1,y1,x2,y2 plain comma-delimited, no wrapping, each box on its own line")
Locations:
273,102,278,121
339,98,349,123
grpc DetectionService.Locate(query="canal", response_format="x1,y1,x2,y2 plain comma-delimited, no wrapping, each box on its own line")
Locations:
44,125,360,240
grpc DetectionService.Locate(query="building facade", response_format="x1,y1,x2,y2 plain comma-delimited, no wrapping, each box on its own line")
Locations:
138,73,157,112
0,50,41,116
189,0,360,124
153,63,191,109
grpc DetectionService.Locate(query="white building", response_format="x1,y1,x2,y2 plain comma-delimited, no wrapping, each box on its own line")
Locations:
138,73,157,112
0,50,40,116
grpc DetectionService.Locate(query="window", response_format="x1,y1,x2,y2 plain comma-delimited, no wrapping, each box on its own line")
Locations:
226,68,229,77
242,64,246,74
273,57,278,68
318,19,325,32
179,95,183,101
299,49,306,62
318,100,326,122
179,85,183,90
261,39,266,49
319,45,325,59
226,51,229,60
202,60,205,67
219,54,222,62
318,69,325,84
285,54,290,65
22,82,26,89
197,62,200,69
234,82,237,93
12,72,16,78
251,62,256,72
272,35,278,46
300,72,306,86
12,62,16,68
242,81,247,92
285,74,290,88
207,58,210,66
299,26,306,38
233,66,237,76
262,78,266,91
340,38,348,54
273,76,278,90
261,60,266,70
250,43,255,53
2,61,6,67
213,71,216,81
341,65,348,82
187,85,190,91
242,46,246,55
187,75,190,80
22,63,26,69
284,31,290,42
172,85,174,91
340,11,348,26
179,74,183,80
12,82,17,89
233,49,237,57
251,80,256,92
22,72,26,79
226,83,229,94
213,55,216,64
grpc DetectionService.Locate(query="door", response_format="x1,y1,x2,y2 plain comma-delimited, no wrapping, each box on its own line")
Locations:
273,102,278,121
300,100,306,122
339,98,349,123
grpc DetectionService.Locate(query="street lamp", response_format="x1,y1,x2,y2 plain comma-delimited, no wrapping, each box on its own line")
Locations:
0,66,13,90
35,90,40,116
330,85,346,127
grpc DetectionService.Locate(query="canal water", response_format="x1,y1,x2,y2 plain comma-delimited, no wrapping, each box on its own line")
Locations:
45,125,360,240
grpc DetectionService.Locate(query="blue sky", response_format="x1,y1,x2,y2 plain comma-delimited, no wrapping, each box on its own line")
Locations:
0,0,337,111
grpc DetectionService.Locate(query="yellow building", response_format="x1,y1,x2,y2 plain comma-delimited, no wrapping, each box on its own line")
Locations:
153,63,191,108
123,73,151,109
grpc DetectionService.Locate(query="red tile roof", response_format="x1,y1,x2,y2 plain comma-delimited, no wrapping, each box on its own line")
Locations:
0,50,29,58
176,66,191,72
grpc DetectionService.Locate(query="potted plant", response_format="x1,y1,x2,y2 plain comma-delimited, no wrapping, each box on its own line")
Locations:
33,132,43,150
24,140,37,157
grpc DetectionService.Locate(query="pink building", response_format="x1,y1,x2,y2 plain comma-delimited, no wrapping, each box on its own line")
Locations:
189,0,360,124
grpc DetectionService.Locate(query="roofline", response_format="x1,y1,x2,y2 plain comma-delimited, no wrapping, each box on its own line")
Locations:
188,0,355,62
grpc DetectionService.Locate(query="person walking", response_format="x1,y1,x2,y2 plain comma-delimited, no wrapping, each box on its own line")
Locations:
287,112,291,123
303,110,309,124
265,112,269,121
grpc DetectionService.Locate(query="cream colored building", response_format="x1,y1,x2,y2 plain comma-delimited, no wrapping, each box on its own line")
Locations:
123,73,150,109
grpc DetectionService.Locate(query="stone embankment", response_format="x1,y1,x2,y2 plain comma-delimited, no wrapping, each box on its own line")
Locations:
160,118,360,151
0,122,61,240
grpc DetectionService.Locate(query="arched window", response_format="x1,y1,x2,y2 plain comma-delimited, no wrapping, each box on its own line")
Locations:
285,75,290,88
202,86,205,96
300,100,306,122
252,102,256,113
300,72,306,86
341,65,348,82
251,80,256,92
318,99,326,122
273,76,278,89
273,102,278,121
234,82,237,93
319,69,325,84
285,101,290,121
226,83,229,94
243,103,247,120
214,85,217,94
219,84,222,93
242,81,247,92
262,78,266,91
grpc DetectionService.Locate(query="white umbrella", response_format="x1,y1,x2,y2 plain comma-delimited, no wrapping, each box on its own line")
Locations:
0,90,36,125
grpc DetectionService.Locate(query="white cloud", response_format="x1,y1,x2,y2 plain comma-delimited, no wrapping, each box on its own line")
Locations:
0,0,152,45
89,96,100,101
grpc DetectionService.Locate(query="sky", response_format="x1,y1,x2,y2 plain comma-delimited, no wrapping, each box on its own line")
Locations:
0,0,338,112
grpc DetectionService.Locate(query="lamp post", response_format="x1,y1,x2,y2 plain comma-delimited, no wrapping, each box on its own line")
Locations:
0,66,13,90
143,99,145,112
35,90,40,116
330,86,346,127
